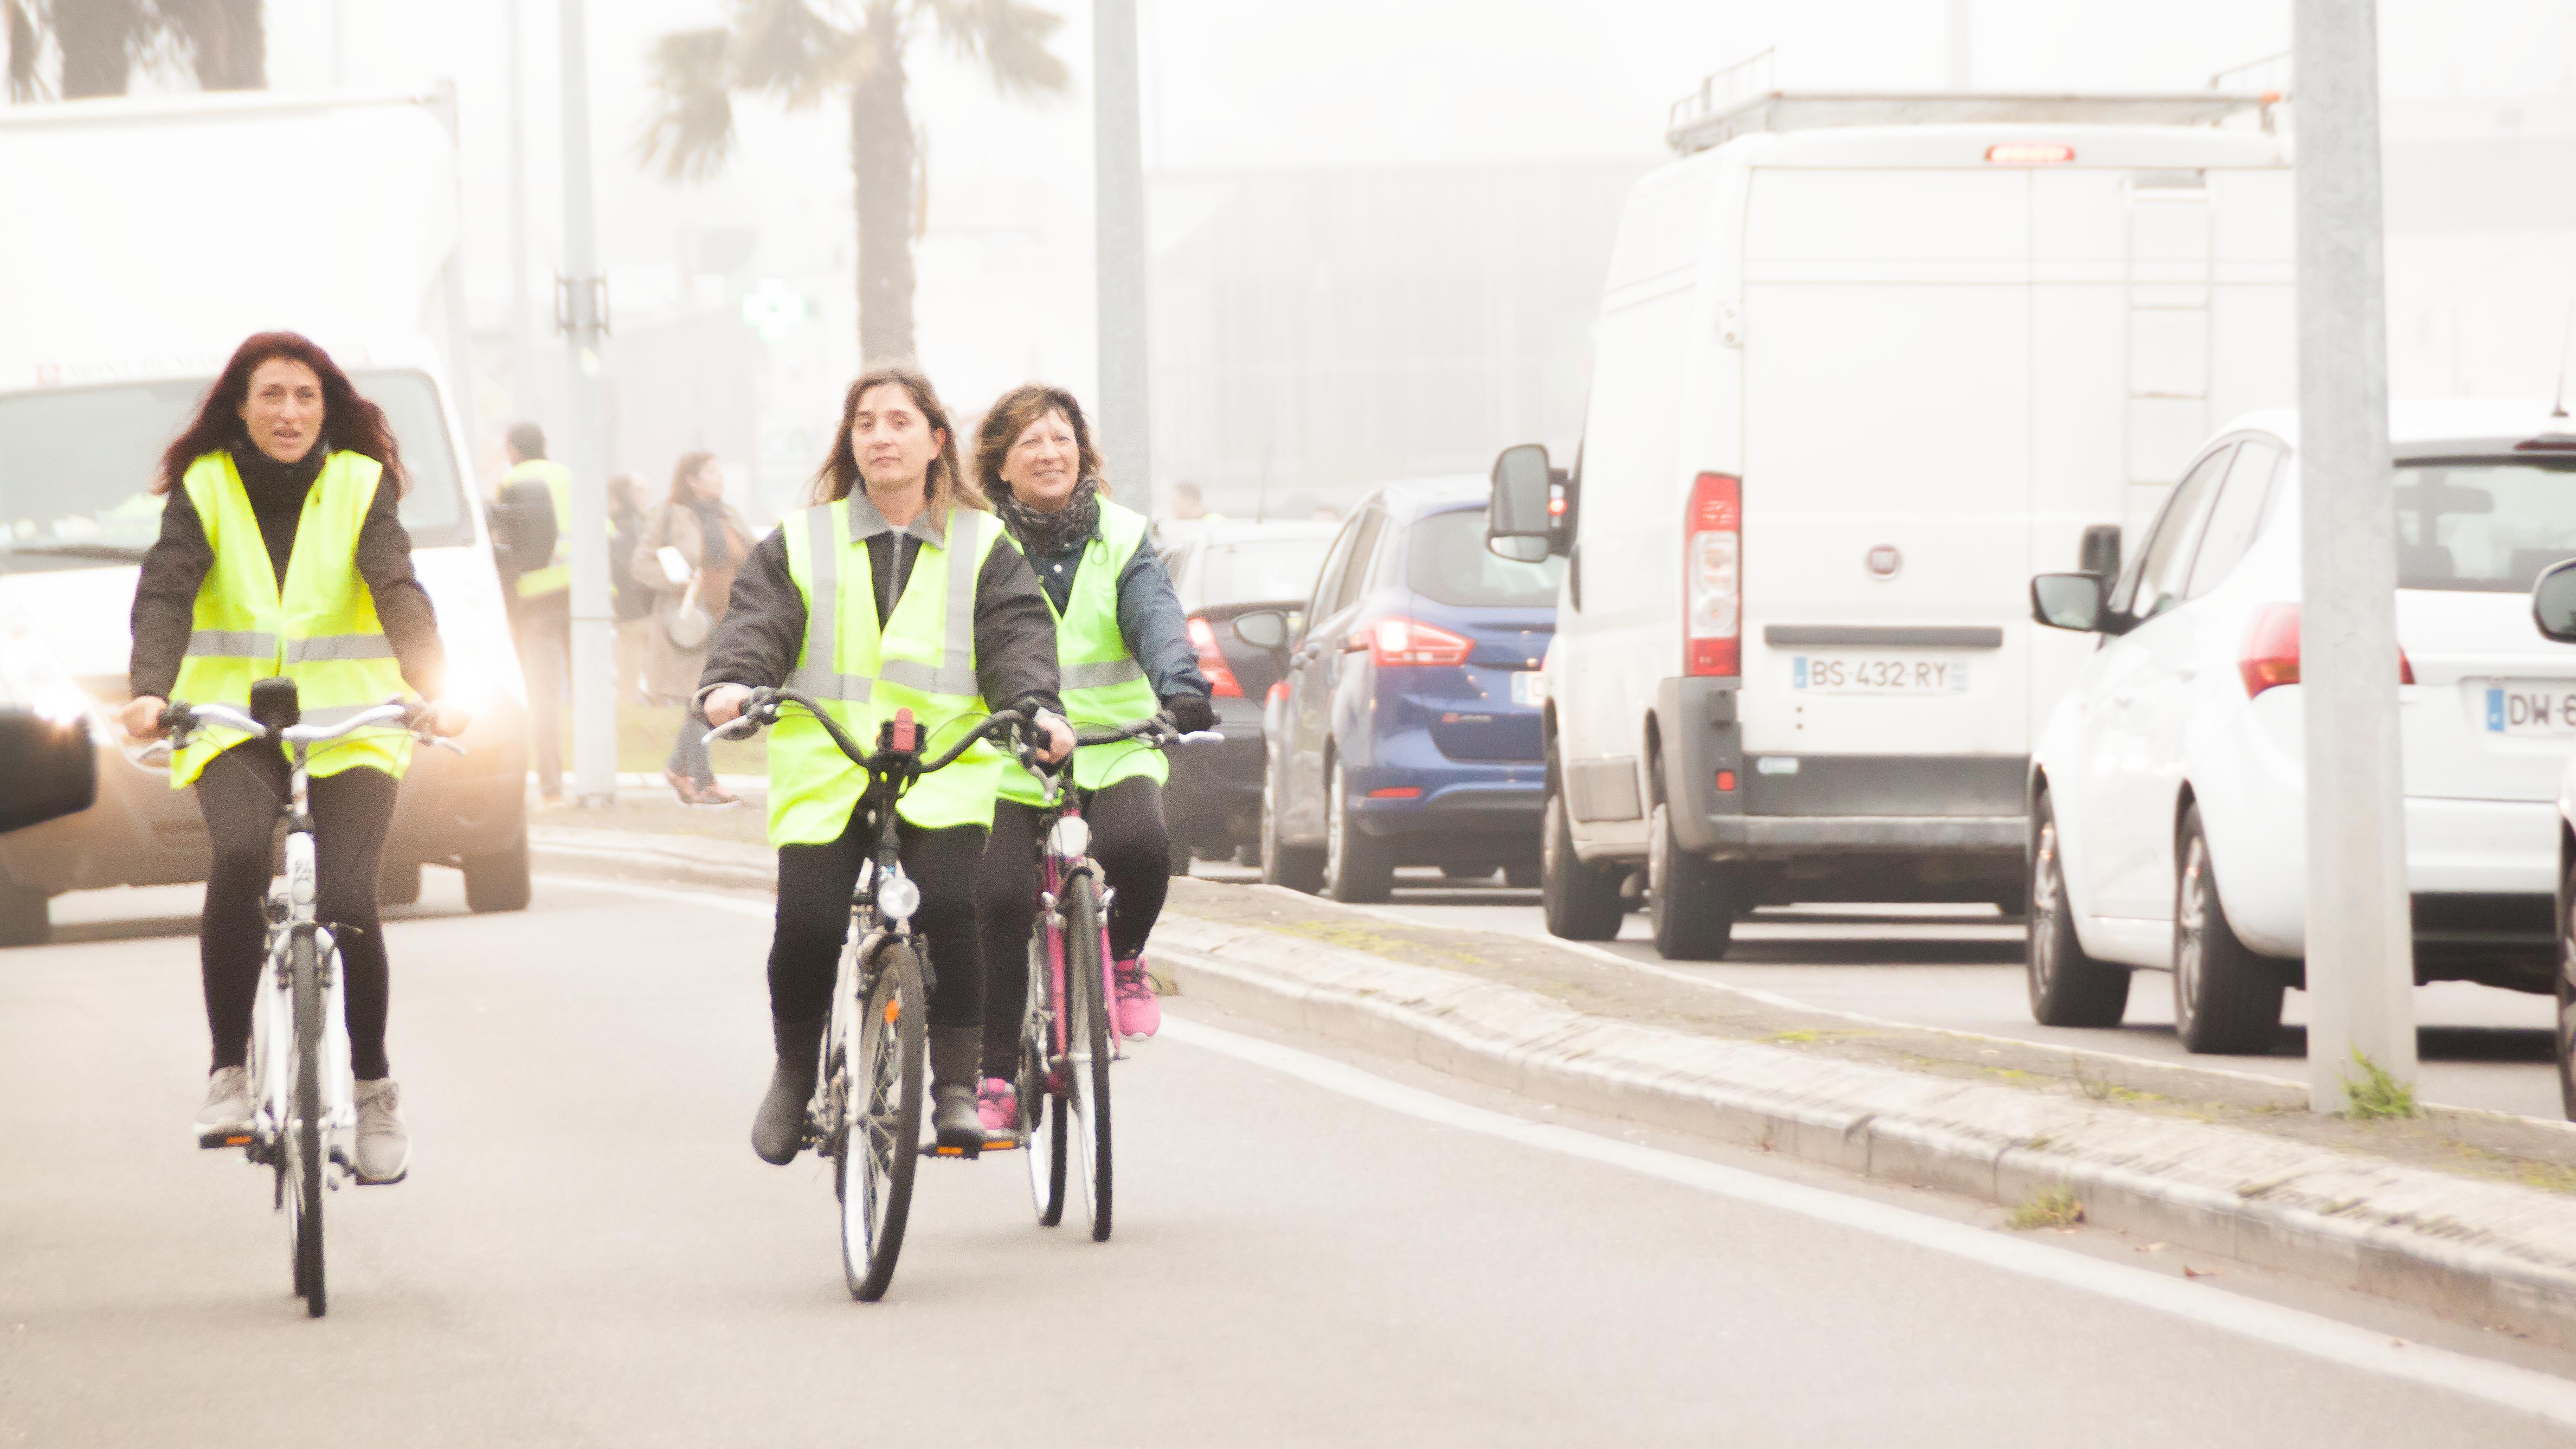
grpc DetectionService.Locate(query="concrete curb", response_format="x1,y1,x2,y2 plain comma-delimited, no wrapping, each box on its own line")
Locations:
532,826,2576,1348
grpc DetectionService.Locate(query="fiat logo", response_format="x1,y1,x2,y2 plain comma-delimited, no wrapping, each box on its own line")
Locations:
1866,545,1902,580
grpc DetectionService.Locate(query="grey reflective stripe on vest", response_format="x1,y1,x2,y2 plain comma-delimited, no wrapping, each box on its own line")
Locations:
1061,656,1145,691
789,504,875,703
877,513,981,697
185,628,279,659
282,633,394,664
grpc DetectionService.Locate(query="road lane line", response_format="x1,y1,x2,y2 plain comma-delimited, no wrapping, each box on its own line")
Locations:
534,874,774,918
1158,1014,2576,1428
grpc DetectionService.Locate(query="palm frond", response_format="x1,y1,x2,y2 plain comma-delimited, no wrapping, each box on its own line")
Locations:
729,0,873,111
917,0,1068,102
8,1,54,102
637,27,739,183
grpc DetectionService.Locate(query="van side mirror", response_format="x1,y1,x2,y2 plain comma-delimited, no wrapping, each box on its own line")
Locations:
2534,559,2576,643
1232,609,1289,654
2031,573,2108,633
0,709,96,834
1489,443,1553,545
2078,524,2121,578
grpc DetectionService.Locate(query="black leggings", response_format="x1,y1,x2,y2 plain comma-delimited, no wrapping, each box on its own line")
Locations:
195,744,397,1080
974,776,1172,1075
768,802,987,1031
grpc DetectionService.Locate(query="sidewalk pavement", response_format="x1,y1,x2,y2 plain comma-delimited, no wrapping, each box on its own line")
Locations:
530,821,2576,1350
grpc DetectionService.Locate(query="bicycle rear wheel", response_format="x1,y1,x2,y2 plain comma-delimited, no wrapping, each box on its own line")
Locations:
839,938,925,1301
288,932,326,1317
1020,927,1066,1227
1065,873,1113,1242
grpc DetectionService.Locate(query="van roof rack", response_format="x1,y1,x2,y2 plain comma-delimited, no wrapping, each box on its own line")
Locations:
1666,50,2277,156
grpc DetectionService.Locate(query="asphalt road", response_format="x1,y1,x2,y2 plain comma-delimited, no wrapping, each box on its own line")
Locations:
7,870,2576,1446
1198,864,2564,1120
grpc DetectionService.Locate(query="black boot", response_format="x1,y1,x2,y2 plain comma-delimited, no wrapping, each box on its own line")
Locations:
752,1013,826,1165
929,1025,985,1150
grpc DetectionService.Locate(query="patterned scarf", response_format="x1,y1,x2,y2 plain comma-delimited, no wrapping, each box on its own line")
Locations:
996,476,1102,556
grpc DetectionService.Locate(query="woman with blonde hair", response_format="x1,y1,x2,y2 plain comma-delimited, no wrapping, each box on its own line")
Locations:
968,383,1210,1132
636,450,755,804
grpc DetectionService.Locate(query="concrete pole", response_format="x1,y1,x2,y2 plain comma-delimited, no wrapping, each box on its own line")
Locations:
556,0,617,807
507,0,534,413
1944,0,1972,90
2294,0,2416,1111
1094,0,1153,514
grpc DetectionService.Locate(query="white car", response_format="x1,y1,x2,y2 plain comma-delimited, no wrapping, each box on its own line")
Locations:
2528,559,2576,1115
2027,401,2576,1053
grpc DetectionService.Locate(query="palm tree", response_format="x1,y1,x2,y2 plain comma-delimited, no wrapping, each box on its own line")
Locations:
641,0,1070,365
7,0,263,101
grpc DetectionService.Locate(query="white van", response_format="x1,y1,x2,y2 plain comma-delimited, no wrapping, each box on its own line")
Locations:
1488,75,2297,959
0,92,531,945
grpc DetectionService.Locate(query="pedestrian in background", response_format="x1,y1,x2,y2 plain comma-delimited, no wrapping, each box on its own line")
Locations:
637,451,755,806
500,421,572,806
607,473,652,704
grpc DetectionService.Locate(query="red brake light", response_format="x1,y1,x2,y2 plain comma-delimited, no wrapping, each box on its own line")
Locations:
1986,143,2074,164
1265,680,1288,706
1186,616,1244,698
1354,616,1473,668
1685,472,1741,678
2238,603,2414,697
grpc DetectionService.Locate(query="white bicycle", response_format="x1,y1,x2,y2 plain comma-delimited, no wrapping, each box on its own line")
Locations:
163,680,455,1318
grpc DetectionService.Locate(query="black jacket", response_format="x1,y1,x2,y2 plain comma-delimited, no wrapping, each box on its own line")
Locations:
129,446,446,701
1017,525,1209,705
696,495,1062,723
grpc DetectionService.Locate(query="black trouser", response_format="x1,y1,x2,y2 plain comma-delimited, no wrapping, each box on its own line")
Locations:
768,802,987,1032
516,588,569,797
974,776,1172,1076
195,744,397,1080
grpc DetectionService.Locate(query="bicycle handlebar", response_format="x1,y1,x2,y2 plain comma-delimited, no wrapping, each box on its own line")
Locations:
160,699,459,753
705,687,1034,777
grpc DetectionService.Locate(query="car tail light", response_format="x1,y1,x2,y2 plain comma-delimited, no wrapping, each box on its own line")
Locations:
1186,616,1243,698
1265,680,1289,706
1353,616,1473,668
1685,472,1741,677
1986,143,2074,164
2238,603,2414,698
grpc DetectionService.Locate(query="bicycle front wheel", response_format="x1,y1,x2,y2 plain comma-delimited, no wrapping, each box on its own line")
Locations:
839,938,925,1301
1021,926,1066,1227
288,931,326,1317
1065,873,1114,1242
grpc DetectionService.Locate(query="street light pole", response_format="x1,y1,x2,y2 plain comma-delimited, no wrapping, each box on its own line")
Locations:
2294,0,2416,1111
507,0,534,412
555,0,616,807
1094,0,1152,515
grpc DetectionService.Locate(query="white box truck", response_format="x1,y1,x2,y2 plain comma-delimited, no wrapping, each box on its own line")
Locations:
1488,72,2297,959
0,88,531,945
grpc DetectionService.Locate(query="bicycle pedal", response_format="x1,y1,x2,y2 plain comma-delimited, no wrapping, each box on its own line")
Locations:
923,1141,981,1160
978,1132,1022,1153
198,1129,253,1150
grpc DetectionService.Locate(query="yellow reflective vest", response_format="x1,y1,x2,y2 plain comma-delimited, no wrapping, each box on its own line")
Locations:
998,500,1164,805
768,498,1010,843
508,458,574,598
168,449,411,787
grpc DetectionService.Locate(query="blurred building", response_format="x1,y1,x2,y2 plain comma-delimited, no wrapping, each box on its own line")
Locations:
1149,162,1646,517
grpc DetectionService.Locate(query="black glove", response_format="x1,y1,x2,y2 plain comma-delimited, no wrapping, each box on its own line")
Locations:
1163,693,1215,735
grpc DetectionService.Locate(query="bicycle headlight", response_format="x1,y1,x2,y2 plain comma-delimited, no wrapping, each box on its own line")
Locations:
1047,814,1092,861
878,870,922,922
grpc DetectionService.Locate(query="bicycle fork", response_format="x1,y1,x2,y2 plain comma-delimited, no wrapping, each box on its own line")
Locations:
251,830,356,1184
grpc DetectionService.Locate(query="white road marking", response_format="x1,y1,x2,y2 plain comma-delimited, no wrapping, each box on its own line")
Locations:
1159,1014,2576,1429
534,873,774,919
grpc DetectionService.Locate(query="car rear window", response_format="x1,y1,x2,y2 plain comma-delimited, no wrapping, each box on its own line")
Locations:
1192,535,1336,608
2393,460,2576,592
1405,507,1564,608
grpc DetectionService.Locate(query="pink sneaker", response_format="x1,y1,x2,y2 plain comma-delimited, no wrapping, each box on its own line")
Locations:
1111,956,1161,1039
976,1077,1017,1135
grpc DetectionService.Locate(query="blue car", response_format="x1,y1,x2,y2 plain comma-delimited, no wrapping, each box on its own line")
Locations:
1250,478,1562,902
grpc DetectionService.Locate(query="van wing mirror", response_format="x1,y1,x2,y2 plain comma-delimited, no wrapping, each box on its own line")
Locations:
1489,443,1553,543
2534,559,2576,643
1231,609,1290,654
2031,573,2108,633
2078,524,2121,578
0,709,97,835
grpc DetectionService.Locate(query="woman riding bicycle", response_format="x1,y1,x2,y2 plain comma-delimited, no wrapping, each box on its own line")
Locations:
124,332,467,1186
968,384,1212,1134
698,368,1073,1162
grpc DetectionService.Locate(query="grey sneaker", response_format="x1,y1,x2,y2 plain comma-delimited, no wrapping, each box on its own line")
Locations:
195,1066,253,1148
352,1078,410,1184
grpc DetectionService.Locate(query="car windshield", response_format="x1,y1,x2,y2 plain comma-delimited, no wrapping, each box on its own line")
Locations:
2391,459,2576,593
1406,506,1563,608
0,369,472,574
1190,533,1336,608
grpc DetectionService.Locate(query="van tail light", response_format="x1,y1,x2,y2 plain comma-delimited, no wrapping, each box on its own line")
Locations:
2238,603,2414,698
1186,616,1243,698
1351,616,1474,668
1685,472,1741,677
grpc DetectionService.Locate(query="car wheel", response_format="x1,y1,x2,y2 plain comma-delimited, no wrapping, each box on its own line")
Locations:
0,875,50,949
1259,762,1323,894
463,833,533,914
2171,805,2284,1054
2558,861,2576,1121
1541,785,1622,941
1168,838,1196,876
1647,787,1735,961
2026,793,2130,1028
1322,756,1394,904
378,859,424,908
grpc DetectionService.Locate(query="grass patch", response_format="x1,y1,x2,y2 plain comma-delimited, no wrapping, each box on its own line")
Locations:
1767,1029,1821,1045
2008,1188,2085,1231
2340,1050,2420,1121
